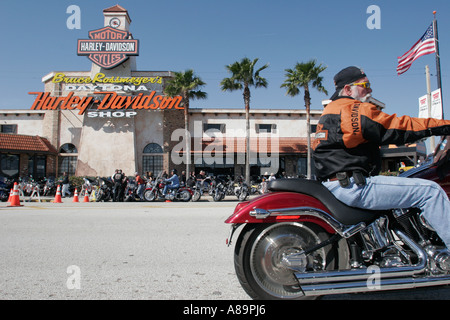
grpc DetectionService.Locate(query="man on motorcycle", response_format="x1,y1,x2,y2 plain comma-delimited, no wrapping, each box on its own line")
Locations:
313,66,450,249
196,170,208,190
162,169,180,196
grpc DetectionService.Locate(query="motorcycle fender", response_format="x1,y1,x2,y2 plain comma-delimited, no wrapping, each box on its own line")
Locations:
225,192,336,234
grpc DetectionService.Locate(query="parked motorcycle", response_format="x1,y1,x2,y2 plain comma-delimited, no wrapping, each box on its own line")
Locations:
234,176,249,201
250,179,262,195
42,177,57,196
124,179,140,202
0,177,13,202
212,176,227,202
81,177,96,196
144,177,192,202
191,177,212,202
225,136,450,300
95,177,113,202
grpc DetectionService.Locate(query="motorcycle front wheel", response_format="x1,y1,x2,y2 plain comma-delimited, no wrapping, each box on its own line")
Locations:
213,191,223,202
144,190,156,202
192,190,201,202
234,222,338,300
238,190,248,201
0,190,8,202
96,189,105,202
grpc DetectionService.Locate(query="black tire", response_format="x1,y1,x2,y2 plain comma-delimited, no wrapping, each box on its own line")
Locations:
144,189,156,202
213,190,223,202
0,190,7,202
238,190,248,201
192,190,201,202
233,222,338,300
179,190,192,202
96,190,105,202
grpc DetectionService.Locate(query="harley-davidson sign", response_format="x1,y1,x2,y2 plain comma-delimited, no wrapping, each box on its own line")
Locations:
28,91,183,116
77,26,139,69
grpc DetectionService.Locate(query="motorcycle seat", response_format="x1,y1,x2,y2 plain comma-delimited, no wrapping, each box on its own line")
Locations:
267,178,385,225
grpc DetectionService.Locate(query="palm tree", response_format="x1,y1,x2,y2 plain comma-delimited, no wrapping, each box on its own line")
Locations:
164,69,207,176
220,57,269,184
281,59,327,179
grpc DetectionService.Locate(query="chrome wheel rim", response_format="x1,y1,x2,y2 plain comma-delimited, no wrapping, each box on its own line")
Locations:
249,223,327,298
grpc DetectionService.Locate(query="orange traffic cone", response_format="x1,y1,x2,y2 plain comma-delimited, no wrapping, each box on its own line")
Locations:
8,182,23,207
83,190,89,202
53,185,62,203
73,188,79,202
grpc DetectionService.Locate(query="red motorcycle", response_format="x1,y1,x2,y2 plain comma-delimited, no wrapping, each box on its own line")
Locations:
225,136,450,299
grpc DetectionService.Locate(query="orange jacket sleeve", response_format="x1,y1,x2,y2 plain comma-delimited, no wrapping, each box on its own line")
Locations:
343,101,450,149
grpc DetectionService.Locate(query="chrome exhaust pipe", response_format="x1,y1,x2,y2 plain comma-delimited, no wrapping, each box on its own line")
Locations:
300,275,450,296
296,230,427,285
295,230,432,296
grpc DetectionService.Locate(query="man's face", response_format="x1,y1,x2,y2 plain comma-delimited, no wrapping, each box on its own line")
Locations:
347,77,372,102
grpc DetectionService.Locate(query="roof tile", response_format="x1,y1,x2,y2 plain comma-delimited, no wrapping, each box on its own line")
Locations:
0,133,57,153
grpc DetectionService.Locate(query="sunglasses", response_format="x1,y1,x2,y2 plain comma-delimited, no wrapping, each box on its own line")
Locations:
350,82,371,89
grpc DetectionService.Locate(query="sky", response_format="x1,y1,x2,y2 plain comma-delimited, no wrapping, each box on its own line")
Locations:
1,0,449,121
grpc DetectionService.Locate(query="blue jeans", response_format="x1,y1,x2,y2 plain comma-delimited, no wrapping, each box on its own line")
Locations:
163,184,178,195
323,175,450,248
137,184,145,200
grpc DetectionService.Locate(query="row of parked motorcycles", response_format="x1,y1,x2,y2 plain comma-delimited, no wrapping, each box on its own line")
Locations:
82,174,261,202
0,174,263,203
0,176,59,202
142,174,259,202
93,173,269,202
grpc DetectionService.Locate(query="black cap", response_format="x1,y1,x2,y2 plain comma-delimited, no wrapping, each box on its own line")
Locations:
330,66,367,100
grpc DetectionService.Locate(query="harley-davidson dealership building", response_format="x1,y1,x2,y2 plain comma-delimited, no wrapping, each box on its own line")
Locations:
0,5,425,180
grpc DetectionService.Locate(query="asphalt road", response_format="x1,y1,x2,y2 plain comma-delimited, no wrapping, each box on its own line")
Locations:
0,198,251,300
1,197,449,301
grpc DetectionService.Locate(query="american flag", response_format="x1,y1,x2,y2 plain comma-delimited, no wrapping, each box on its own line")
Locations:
397,23,436,75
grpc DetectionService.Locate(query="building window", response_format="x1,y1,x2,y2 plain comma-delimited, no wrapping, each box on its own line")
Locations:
58,157,77,176
297,157,315,178
59,143,78,176
60,143,78,154
143,143,163,176
203,123,226,134
0,154,19,178
143,143,163,154
1,124,17,133
297,158,307,177
256,124,276,133
28,155,47,179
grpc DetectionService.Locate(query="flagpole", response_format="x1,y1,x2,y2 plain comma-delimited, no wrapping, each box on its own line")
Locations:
433,11,444,119
426,65,436,150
